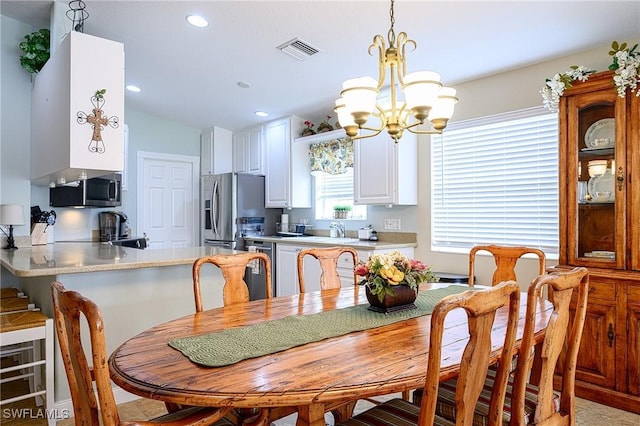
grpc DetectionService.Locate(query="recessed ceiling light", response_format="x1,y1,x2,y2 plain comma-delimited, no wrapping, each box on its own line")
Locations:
186,15,208,28
126,85,141,93
255,111,269,117
237,81,251,89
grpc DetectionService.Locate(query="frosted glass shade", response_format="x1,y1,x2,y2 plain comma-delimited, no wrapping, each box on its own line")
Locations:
402,71,442,109
334,98,356,127
428,87,458,121
341,77,378,115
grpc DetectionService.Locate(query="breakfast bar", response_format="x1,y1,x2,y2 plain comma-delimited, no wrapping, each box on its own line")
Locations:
0,243,236,405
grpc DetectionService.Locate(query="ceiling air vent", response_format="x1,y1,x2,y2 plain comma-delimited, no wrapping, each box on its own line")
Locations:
276,38,320,61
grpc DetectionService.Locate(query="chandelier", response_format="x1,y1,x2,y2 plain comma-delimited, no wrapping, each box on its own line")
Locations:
334,0,458,142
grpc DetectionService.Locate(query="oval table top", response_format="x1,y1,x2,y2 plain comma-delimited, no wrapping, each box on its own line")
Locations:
109,283,551,426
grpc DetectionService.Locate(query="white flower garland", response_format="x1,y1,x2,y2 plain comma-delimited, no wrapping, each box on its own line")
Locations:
540,66,595,112
541,41,640,112
609,41,640,97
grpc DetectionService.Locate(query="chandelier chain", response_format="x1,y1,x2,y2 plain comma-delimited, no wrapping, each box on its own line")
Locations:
388,0,396,47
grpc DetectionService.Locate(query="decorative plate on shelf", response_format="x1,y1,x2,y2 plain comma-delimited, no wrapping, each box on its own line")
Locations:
584,251,615,259
587,169,615,202
584,118,615,149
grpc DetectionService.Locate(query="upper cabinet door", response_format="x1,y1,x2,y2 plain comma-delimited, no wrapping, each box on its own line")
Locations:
201,126,232,175
233,125,264,175
354,131,417,205
264,116,311,208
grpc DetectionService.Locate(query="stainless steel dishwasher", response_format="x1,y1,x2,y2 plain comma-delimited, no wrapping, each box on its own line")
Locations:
243,238,276,300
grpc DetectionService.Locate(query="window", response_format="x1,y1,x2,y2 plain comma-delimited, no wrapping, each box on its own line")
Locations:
314,170,367,220
431,107,559,256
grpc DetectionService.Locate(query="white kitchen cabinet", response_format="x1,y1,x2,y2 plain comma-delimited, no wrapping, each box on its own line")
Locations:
31,31,125,186
354,131,417,205
201,126,233,175
264,116,311,208
275,243,321,296
233,125,264,175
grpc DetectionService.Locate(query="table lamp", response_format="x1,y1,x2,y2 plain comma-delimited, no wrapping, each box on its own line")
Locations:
0,204,25,250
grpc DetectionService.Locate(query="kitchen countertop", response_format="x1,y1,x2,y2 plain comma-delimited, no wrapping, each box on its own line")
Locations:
0,243,236,278
244,235,417,250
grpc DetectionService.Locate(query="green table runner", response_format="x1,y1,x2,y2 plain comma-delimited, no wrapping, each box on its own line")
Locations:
169,286,469,367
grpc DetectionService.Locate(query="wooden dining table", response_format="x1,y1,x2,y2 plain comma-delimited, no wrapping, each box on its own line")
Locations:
108,283,552,426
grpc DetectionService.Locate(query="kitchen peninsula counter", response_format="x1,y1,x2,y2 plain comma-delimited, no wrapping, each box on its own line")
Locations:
0,242,235,277
0,243,236,408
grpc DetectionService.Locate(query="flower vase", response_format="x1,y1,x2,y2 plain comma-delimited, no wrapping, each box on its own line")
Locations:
301,128,316,137
365,284,418,313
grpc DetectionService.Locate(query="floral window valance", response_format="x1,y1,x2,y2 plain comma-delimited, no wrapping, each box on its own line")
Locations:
309,137,353,175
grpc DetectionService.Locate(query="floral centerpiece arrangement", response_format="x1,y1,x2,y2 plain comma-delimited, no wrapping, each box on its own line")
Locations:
355,251,438,303
541,40,639,111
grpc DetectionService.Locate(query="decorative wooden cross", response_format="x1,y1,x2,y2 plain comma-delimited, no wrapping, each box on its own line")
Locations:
77,89,119,153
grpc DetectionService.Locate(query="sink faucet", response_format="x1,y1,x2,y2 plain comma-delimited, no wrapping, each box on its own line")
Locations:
337,222,345,238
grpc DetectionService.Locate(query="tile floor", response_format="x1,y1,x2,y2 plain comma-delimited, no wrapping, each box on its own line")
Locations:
2,372,639,425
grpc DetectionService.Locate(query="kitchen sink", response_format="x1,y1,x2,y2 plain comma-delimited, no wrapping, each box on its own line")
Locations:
107,237,148,249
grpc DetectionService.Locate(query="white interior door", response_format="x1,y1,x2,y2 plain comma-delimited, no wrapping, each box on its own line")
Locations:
137,152,199,249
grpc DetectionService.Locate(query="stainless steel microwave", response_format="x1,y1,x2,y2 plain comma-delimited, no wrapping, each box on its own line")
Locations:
50,173,122,208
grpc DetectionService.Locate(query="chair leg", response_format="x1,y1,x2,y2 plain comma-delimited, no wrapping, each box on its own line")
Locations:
330,401,357,423
242,408,269,426
401,390,411,401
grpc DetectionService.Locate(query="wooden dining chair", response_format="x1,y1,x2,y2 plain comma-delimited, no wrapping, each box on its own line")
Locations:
192,252,272,311
50,281,234,426
469,244,546,286
335,280,521,426
433,267,589,426
192,253,282,425
297,246,358,293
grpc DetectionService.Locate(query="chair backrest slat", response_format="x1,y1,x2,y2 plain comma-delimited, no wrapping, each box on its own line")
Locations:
297,247,358,293
418,281,521,426
51,281,119,425
510,267,589,426
193,252,272,310
469,244,546,286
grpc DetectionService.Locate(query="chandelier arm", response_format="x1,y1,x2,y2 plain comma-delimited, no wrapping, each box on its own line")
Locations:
396,32,416,82
350,128,384,141
369,35,388,90
406,126,442,136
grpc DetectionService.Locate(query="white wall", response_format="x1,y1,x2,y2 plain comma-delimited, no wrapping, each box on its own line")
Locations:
415,39,639,285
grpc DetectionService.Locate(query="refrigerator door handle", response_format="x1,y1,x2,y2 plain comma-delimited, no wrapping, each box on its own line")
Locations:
212,179,219,235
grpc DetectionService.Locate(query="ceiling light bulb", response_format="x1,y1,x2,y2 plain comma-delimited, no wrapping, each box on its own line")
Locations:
186,15,208,28
255,111,269,117
126,85,141,93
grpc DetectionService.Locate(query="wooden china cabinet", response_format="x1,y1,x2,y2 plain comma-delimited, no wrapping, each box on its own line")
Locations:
552,70,640,413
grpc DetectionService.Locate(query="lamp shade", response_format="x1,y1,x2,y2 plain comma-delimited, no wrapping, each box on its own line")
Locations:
428,87,458,121
0,204,25,225
341,77,378,115
402,71,442,110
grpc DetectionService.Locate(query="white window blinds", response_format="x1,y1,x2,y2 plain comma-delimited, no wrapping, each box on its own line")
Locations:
431,107,559,256
314,169,367,220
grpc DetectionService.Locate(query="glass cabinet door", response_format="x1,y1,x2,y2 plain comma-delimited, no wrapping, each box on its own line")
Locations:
567,89,626,268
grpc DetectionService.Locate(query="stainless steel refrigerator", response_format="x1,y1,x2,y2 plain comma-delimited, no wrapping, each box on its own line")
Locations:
201,173,280,249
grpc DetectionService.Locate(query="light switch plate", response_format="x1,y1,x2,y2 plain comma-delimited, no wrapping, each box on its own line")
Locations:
384,218,401,230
